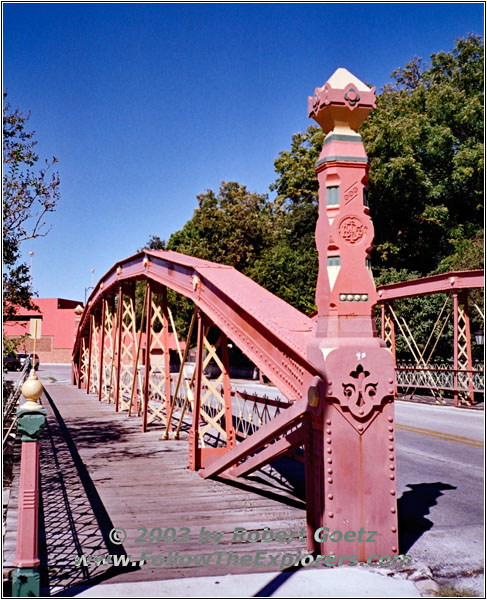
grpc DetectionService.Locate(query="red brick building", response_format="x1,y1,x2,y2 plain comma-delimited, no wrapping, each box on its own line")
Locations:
4,298,83,363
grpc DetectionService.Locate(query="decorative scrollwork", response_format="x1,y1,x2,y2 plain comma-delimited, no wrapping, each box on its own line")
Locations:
341,364,378,418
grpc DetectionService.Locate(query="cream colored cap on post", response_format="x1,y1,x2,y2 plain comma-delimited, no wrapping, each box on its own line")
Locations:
21,369,44,410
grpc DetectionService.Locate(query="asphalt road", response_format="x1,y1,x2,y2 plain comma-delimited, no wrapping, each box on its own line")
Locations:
11,364,485,592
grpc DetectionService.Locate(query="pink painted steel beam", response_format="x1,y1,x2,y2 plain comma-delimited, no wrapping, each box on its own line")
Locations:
230,427,305,478
377,270,484,301
73,250,320,402
198,395,310,479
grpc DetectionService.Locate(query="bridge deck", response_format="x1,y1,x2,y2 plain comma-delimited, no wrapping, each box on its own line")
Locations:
9,381,308,595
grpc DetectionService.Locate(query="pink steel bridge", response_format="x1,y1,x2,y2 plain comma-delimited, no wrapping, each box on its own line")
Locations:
69,68,484,565
377,270,484,405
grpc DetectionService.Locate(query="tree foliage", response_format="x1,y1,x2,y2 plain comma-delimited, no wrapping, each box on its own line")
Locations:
167,181,273,273
361,33,484,274
3,93,60,323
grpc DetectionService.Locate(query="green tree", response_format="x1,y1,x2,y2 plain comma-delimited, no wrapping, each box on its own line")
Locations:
258,126,325,313
168,181,273,272
266,34,483,281
165,181,274,335
3,93,60,324
361,34,484,274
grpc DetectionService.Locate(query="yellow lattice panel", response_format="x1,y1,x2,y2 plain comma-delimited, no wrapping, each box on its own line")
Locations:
89,316,101,395
118,295,140,412
101,302,116,403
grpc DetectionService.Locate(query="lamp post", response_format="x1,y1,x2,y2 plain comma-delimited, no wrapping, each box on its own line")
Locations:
474,330,484,345
84,268,95,304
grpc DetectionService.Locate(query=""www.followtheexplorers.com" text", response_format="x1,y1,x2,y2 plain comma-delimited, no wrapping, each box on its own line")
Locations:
75,550,412,570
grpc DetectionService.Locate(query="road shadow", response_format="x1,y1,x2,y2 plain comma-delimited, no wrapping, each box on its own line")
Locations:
38,389,140,597
397,482,457,553
253,565,303,597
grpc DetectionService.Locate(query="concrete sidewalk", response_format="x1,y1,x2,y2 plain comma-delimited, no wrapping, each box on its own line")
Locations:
67,567,424,598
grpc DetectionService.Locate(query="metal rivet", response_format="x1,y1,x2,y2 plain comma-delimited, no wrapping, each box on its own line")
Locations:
328,494,333,500
392,546,397,553
326,438,332,444
388,446,394,451
328,512,334,518
389,474,395,480
359,409,364,415
358,425,364,432
340,294,346,301
390,490,395,495
361,294,368,301
391,527,397,533
326,429,331,435
388,426,393,432
389,465,395,471
347,294,353,301
326,419,331,426
390,507,396,513
327,478,333,484
354,294,361,301
327,468,333,474
327,448,332,454
388,436,394,442
389,455,394,461
388,379,394,384
388,388,394,394
387,416,393,423
327,458,332,464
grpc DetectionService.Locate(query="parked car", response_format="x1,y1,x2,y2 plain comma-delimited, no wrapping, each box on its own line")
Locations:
29,353,40,370
4,353,21,371
17,353,29,368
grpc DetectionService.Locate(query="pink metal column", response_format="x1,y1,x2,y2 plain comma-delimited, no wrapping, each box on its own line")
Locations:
86,312,94,394
161,287,172,432
306,69,398,559
189,311,204,471
114,285,124,412
142,281,153,432
12,370,46,597
453,291,459,406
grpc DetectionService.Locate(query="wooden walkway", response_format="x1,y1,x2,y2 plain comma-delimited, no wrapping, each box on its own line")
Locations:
5,381,308,595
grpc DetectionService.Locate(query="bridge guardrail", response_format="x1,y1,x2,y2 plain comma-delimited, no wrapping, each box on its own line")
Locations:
396,361,484,395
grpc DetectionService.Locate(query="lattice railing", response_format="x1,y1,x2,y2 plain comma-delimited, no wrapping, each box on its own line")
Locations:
396,361,484,394
89,316,101,395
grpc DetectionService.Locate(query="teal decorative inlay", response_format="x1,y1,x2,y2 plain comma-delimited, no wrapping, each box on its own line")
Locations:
363,188,369,207
326,186,340,206
366,258,372,269
16,408,47,442
323,134,362,146
13,567,40,597
327,256,341,266
344,85,360,106
316,156,369,167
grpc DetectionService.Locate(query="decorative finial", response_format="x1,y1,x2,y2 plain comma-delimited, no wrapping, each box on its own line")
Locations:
308,68,376,135
20,369,44,410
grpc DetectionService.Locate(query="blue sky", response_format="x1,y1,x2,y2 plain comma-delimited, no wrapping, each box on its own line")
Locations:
3,2,484,302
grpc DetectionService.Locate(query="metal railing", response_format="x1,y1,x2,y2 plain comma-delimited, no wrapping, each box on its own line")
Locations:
395,361,484,395
3,363,29,448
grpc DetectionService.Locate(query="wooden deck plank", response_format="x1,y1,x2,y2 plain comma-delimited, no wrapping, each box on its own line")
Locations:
36,381,307,594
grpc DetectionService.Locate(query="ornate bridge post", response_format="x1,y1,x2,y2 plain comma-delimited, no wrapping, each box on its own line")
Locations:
12,370,46,597
306,69,398,559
